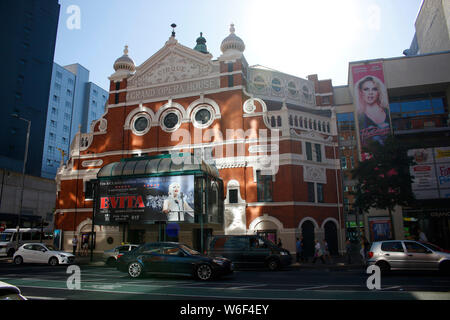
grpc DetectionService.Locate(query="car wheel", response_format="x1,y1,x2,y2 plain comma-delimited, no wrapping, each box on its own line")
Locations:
196,264,213,281
376,261,390,274
267,258,280,271
14,256,23,265
439,261,450,275
49,257,59,266
7,248,15,257
106,257,116,266
128,262,143,278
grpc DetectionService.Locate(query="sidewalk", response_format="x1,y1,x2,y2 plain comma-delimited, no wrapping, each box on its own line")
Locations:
289,254,365,270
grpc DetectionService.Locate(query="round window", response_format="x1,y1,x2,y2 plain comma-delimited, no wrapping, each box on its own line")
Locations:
134,116,149,132
163,112,179,129
271,78,282,92
195,108,211,125
288,81,298,96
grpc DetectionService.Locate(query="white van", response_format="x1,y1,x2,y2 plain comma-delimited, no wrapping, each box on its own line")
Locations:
0,228,53,257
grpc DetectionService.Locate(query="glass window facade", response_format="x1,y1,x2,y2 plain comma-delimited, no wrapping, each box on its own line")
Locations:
389,93,448,131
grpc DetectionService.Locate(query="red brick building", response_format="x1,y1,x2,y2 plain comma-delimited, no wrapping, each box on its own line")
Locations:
54,25,344,255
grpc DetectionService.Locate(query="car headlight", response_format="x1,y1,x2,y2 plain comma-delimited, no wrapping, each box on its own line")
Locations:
58,254,67,258
280,251,288,256
213,259,225,265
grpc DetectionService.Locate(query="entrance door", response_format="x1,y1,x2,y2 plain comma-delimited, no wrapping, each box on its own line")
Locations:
324,221,339,255
301,221,315,259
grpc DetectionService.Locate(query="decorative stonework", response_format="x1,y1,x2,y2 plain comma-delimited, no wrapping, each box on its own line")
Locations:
82,159,103,168
304,165,327,184
129,52,214,88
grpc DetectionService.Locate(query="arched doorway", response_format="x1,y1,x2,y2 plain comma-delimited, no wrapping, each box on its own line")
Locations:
301,220,315,259
324,220,339,256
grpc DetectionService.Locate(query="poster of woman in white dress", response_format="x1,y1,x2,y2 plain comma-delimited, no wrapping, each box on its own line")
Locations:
162,181,195,222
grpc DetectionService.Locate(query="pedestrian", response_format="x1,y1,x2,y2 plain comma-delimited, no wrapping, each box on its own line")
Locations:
277,238,283,248
82,237,89,256
359,237,366,264
295,237,303,263
323,240,332,264
417,228,428,243
72,235,78,256
312,240,325,264
345,238,352,264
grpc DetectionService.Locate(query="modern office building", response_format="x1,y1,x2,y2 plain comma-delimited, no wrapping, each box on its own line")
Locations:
334,51,450,248
404,0,450,56
0,0,60,177
41,63,108,179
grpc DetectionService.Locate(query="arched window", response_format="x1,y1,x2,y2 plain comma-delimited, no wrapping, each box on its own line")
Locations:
299,117,303,128
271,116,276,127
327,122,330,133
318,121,322,131
313,120,317,130
277,116,282,127
309,119,312,129
294,116,298,127
289,115,293,126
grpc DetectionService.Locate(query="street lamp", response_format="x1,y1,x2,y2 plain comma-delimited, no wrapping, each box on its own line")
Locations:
11,114,31,252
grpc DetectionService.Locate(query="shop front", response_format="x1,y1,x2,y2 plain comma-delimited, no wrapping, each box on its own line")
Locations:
90,154,224,252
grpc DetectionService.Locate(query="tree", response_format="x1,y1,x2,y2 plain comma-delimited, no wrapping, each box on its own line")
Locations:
351,135,416,239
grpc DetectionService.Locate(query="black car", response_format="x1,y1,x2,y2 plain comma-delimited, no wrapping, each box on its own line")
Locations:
208,235,292,270
116,242,234,281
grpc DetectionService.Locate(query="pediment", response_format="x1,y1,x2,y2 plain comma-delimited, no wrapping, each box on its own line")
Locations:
128,40,218,89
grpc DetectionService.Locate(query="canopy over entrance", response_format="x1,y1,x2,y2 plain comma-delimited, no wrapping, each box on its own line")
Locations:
97,154,219,179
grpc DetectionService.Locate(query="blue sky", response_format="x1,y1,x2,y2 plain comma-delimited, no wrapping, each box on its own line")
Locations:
54,0,423,90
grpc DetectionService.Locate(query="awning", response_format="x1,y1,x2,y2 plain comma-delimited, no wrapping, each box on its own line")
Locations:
97,154,219,179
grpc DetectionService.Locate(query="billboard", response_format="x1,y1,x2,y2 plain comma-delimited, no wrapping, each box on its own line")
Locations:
352,62,391,149
408,147,450,199
97,175,195,224
369,217,392,242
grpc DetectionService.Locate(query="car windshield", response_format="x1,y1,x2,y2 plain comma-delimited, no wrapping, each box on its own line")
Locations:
180,244,201,255
0,233,12,241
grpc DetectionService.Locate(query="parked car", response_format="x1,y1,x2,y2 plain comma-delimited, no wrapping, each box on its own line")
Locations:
13,243,75,266
208,235,292,271
0,281,27,300
103,244,139,266
367,240,450,273
0,228,53,257
116,242,234,281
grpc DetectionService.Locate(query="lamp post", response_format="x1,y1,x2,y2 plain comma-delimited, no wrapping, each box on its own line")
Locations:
11,114,31,251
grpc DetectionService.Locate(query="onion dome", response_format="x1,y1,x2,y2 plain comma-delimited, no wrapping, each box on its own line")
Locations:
113,45,135,72
194,32,209,54
220,23,245,54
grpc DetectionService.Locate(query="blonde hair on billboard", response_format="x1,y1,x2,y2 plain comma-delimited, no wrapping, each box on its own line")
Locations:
355,76,389,115
168,182,181,197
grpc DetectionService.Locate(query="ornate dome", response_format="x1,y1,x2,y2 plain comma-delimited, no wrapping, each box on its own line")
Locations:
220,24,245,54
194,32,209,54
113,45,135,72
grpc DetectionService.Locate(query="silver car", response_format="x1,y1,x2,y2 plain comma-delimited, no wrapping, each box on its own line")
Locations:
367,240,450,273
103,244,139,266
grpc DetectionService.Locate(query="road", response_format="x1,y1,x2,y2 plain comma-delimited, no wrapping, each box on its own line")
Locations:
1,259,449,301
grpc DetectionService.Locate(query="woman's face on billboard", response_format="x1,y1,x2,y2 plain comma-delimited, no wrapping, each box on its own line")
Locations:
170,183,180,197
360,80,379,106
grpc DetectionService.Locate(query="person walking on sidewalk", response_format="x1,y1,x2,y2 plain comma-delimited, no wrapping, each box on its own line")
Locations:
72,235,78,256
295,237,303,263
312,240,325,264
323,240,332,264
345,238,352,264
